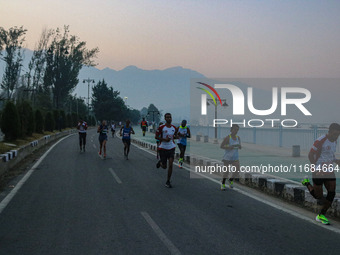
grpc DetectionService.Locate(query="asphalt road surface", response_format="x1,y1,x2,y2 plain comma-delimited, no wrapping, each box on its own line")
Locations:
0,129,340,255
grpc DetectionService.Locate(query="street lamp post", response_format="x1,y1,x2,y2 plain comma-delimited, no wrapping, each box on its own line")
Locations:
207,98,228,143
83,78,95,116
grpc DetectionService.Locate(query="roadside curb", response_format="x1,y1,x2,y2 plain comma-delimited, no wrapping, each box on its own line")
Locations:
0,130,77,177
131,137,340,219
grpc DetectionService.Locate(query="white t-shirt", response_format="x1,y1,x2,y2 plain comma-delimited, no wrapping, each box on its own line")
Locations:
310,134,337,171
156,124,177,150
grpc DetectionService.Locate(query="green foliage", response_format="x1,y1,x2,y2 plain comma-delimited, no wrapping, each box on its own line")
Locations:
146,104,160,123
71,112,78,128
59,110,66,129
35,109,44,133
140,107,148,119
92,79,128,122
44,112,54,132
90,115,96,126
43,26,99,109
66,113,72,128
17,101,34,137
128,109,141,124
0,101,20,140
0,26,27,100
53,109,60,130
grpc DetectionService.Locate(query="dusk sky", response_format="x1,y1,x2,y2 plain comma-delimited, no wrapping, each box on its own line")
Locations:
1,0,340,78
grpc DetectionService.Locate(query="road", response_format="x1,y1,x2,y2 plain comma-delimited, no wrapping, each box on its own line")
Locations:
0,129,339,255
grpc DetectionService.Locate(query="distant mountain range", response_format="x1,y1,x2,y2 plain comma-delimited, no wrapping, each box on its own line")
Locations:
76,65,205,122
1,49,338,125
0,49,205,123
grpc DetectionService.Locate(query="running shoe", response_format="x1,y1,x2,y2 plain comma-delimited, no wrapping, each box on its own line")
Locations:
316,214,329,225
103,154,106,159
301,176,310,186
221,183,226,191
165,180,172,188
228,180,234,189
156,160,161,168
98,151,102,156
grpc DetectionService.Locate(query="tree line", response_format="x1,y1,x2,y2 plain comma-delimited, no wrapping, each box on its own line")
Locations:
0,25,142,140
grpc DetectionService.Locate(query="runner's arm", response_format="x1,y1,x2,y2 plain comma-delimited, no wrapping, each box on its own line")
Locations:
187,128,191,138
308,149,317,165
220,136,232,150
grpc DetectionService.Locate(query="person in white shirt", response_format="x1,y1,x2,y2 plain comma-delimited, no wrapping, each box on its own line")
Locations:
302,123,340,224
155,113,178,188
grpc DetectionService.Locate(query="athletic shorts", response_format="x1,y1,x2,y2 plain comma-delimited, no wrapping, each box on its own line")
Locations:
142,126,147,131
99,135,108,142
312,171,336,186
178,143,186,151
122,138,131,145
159,148,175,166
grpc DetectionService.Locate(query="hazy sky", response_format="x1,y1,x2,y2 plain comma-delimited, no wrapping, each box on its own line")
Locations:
1,0,340,78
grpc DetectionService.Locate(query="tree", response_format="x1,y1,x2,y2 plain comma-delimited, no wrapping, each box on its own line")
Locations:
146,104,160,124
43,26,99,109
140,107,148,119
53,109,60,130
0,26,27,100
17,101,34,137
25,28,54,106
0,101,20,140
92,79,126,121
60,110,66,129
128,109,141,124
35,109,44,133
44,112,54,132
66,113,72,128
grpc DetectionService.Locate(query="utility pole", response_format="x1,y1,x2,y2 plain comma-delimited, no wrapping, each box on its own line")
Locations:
83,78,95,116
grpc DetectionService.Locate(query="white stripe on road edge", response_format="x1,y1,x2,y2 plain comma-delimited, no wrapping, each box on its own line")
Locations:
141,211,181,255
0,135,72,215
93,144,96,149
108,168,122,184
132,142,340,235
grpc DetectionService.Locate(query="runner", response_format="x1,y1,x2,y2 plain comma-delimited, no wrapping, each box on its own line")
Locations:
120,120,135,160
111,122,116,137
156,122,163,159
302,123,340,224
220,124,241,190
177,120,191,168
77,120,88,152
97,120,109,159
155,113,178,188
141,118,148,136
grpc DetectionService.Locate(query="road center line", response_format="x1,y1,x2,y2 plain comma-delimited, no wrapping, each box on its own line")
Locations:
141,211,181,255
108,168,122,184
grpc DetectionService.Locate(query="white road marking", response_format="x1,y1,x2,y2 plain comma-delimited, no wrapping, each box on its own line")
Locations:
141,211,181,255
108,168,122,184
132,142,340,235
0,135,72,215
93,144,96,149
